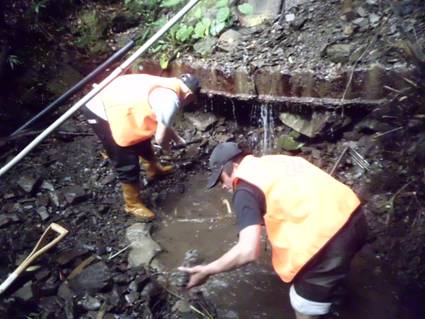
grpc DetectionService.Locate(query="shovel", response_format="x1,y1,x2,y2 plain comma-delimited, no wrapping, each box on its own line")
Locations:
0,223,69,295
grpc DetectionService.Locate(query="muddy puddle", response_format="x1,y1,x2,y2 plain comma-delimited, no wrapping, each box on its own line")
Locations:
153,173,418,319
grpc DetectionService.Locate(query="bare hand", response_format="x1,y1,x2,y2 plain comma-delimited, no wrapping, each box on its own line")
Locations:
178,265,210,289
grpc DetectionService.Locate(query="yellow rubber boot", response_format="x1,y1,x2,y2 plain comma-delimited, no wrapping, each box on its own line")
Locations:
121,183,155,221
140,158,173,182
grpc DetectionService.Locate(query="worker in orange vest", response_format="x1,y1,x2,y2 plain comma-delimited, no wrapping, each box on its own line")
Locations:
179,142,367,319
83,73,201,221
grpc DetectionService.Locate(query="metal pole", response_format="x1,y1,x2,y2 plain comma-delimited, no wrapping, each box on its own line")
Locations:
0,0,201,177
11,40,136,137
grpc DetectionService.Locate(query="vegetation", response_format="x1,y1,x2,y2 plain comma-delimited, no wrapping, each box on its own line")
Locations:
123,0,253,68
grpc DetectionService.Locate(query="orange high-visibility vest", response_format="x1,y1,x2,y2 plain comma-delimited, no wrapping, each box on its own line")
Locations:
233,155,360,282
100,74,184,147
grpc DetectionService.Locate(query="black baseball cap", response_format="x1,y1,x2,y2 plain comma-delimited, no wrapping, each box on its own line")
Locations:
180,74,201,94
207,142,243,189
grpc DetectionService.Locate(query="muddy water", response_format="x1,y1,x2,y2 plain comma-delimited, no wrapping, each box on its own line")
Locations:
154,173,416,319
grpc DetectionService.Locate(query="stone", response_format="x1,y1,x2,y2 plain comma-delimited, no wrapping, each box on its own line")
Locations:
356,7,367,17
325,43,353,63
285,13,296,22
69,262,111,294
193,37,217,56
62,185,87,205
343,24,354,36
184,113,218,132
285,0,309,11
13,281,33,301
58,282,76,302
41,180,55,192
78,294,101,311
36,206,50,221
279,112,333,138
0,214,12,227
369,13,381,26
218,30,242,52
126,223,162,268
17,175,41,193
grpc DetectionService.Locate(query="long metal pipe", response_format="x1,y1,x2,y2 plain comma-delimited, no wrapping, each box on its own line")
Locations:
0,0,201,177
11,39,136,137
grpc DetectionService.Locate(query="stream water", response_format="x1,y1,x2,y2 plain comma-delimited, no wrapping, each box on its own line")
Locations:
154,173,418,319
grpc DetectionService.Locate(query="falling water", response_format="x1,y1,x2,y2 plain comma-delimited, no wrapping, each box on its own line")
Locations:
260,104,275,155
230,99,237,127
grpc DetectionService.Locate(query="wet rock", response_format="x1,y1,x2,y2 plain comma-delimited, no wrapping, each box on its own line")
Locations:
185,113,218,132
41,180,55,192
17,175,41,193
63,185,87,205
279,111,332,138
124,291,139,304
174,249,202,288
36,206,50,221
13,281,33,301
69,262,111,294
78,294,101,311
39,296,63,315
37,274,60,295
140,281,162,299
217,309,240,319
126,223,162,268
218,30,242,52
58,282,76,302
172,299,192,313
325,43,353,63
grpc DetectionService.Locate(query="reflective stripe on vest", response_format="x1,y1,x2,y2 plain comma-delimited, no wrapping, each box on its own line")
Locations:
101,74,183,147
233,155,360,282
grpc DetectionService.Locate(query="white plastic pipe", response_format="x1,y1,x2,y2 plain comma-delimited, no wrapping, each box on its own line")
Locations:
0,0,201,178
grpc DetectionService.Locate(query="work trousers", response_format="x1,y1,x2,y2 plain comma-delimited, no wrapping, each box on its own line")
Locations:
82,107,155,183
292,206,368,303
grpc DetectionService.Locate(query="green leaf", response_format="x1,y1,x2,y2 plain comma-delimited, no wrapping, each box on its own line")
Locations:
193,21,206,39
216,0,229,8
216,7,230,23
210,21,226,36
159,54,170,69
238,3,254,15
193,7,203,19
277,135,304,151
176,25,194,42
161,0,184,8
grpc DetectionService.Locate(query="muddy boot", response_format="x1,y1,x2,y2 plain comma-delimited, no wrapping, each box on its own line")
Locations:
121,183,155,221
140,158,173,182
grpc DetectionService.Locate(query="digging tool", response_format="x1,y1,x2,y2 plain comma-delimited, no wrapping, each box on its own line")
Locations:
0,0,201,178
0,223,69,296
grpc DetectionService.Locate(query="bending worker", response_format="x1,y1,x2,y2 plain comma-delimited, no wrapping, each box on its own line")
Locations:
83,73,201,221
179,142,367,319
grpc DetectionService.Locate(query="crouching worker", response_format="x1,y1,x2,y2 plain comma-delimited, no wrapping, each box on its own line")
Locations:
83,73,201,221
179,142,367,319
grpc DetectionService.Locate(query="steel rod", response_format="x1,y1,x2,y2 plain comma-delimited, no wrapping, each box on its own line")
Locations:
10,40,136,137
0,0,201,178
